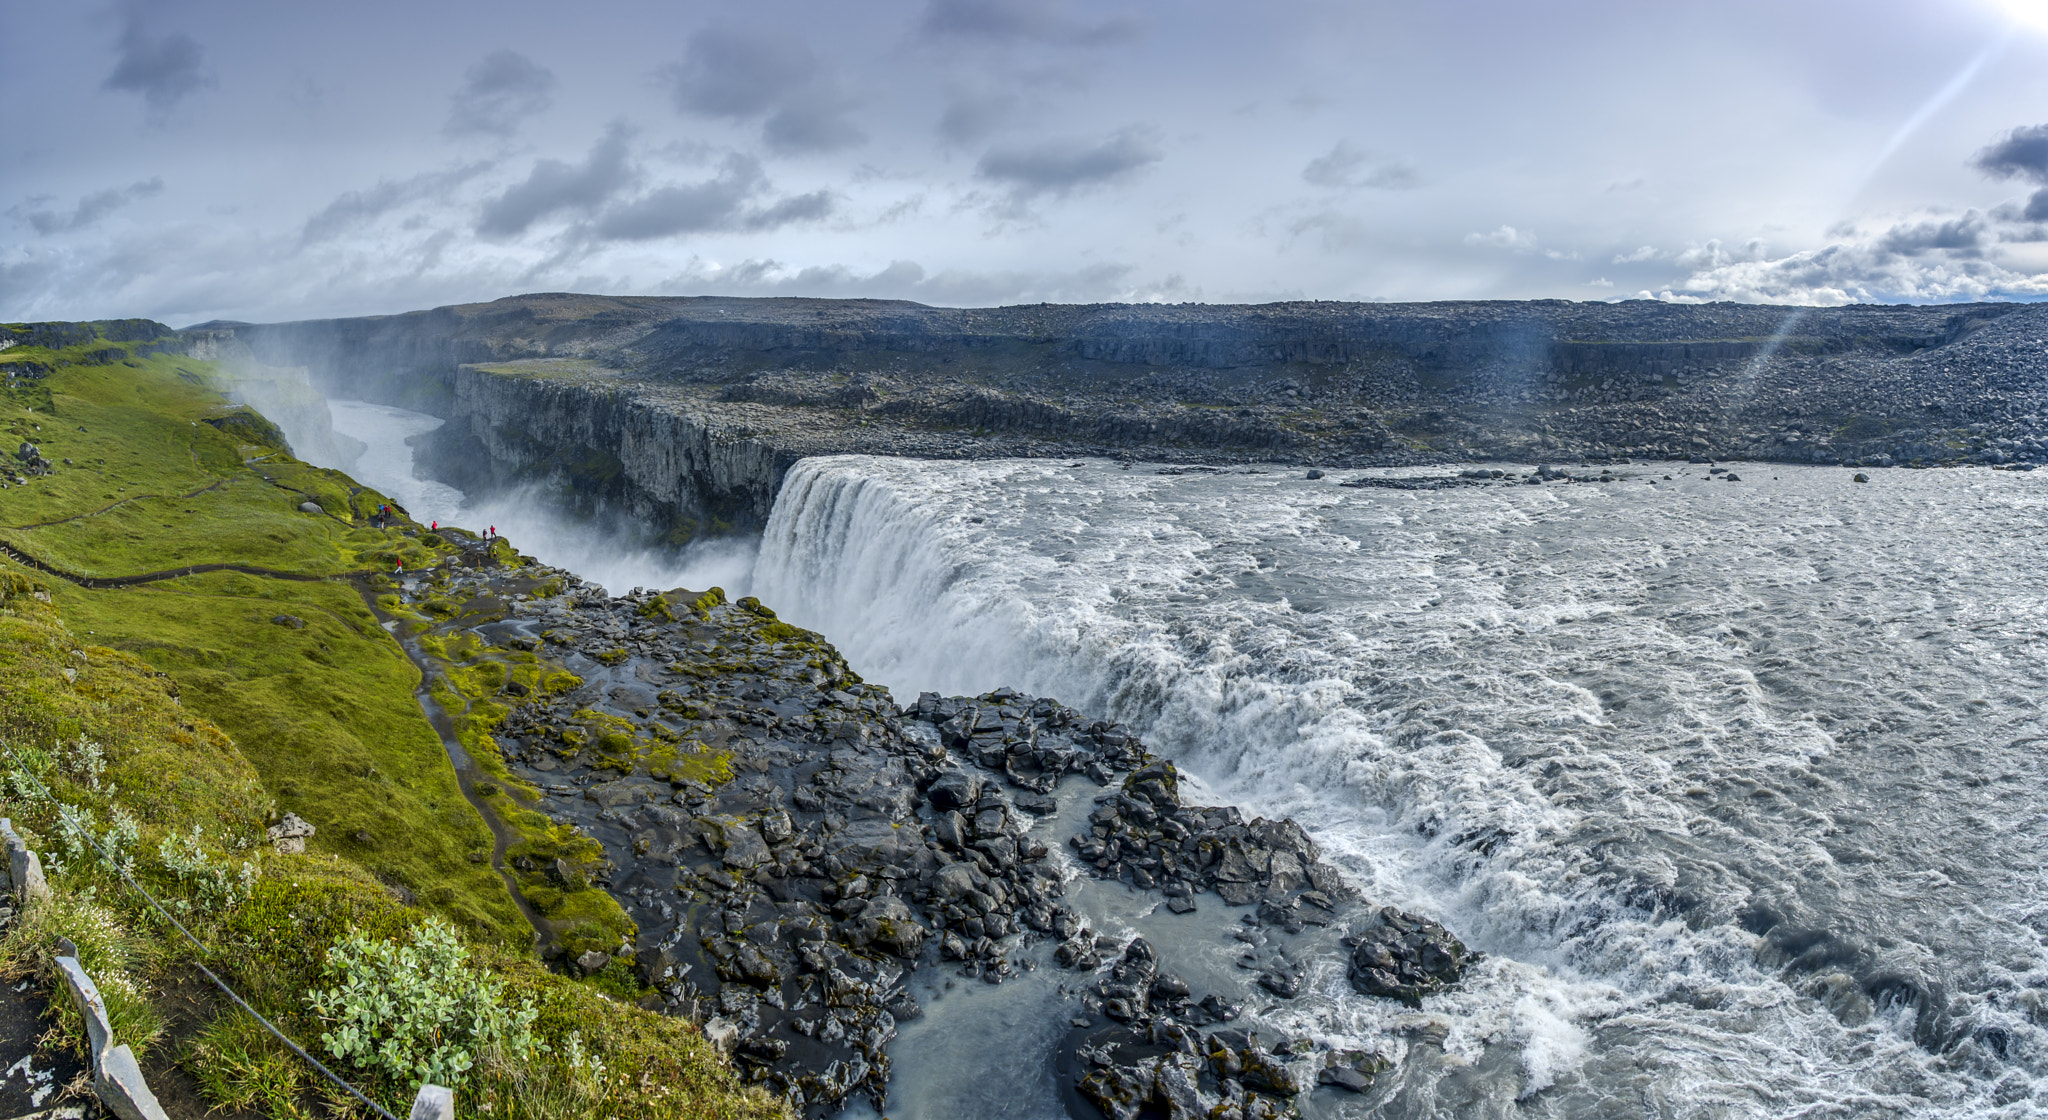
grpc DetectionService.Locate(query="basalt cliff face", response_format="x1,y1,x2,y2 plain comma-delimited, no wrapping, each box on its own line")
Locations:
209,292,2048,538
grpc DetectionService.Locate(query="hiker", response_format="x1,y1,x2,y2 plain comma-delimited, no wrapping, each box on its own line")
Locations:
431,520,437,531
489,525,496,538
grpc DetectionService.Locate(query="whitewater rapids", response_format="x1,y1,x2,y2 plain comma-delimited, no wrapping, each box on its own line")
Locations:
753,455,2048,1119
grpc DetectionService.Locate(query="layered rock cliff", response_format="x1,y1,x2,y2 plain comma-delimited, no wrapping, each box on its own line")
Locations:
202,292,2048,539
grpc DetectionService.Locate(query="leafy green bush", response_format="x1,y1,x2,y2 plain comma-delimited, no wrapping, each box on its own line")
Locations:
312,918,537,1090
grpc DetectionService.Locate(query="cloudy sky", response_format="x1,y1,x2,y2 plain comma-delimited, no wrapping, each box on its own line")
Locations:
5,0,2048,325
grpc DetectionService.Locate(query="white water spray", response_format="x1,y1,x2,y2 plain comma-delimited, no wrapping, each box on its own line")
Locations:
759,454,2048,1119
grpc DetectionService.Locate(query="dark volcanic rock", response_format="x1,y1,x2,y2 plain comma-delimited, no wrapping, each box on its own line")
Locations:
383,532,1475,1118
1345,906,1478,1008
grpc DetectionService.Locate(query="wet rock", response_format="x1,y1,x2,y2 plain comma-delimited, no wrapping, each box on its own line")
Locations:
718,823,772,870
1345,906,1476,1007
926,768,983,811
271,614,306,629
1256,967,1302,1000
972,806,1007,838
1317,1049,1391,1093
932,810,968,849
849,894,928,959
406,558,1398,1118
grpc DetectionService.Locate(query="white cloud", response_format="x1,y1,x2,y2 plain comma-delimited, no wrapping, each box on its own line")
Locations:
1661,214,2048,304
1465,224,1541,252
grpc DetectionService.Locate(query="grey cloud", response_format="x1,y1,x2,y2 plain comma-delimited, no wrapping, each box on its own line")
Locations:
592,156,763,240
1302,141,1419,190
976,127,1162,199
589,157,833,242
744,190,833,229
445,50,558,137
1973,123,2048,184
22,178,164,235
302,163,494,243
763,90,867,154
938,89,1017,144
662,28,816,118
102,12,212,111
2028,189,2048,223
1877,213,1986,256
920,0,1141,46
660,28,863,153
478,125,637,237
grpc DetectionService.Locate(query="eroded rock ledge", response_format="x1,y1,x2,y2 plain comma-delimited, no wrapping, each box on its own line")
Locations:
389,534,1474,1118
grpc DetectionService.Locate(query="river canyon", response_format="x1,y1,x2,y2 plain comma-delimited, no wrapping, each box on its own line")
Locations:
206,292,2048,1120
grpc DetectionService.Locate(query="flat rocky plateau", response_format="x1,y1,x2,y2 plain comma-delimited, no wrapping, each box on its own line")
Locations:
219,292,2048,465
206,292,2048,538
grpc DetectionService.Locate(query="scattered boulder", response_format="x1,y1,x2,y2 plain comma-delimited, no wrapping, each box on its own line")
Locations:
702,1016,741,1056
1345,906,1476,1007
716,823,772,870
265,812,315,854
850,893,928,958
271,614,306,629
298,501,323,514
1317,1049,1392,1093
926,768,982,811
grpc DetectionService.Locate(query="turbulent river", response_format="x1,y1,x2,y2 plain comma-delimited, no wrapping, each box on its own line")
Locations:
315,399,2048,1118
751,457,2048,1120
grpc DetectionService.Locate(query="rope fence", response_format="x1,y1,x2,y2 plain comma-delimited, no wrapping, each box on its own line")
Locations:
2,741,451,1120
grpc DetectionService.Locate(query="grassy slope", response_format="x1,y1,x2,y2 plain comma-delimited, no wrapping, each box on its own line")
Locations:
1,339,521,946
0,327,780,1118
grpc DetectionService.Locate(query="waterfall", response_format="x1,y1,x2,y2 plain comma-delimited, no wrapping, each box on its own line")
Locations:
754,456,1047,701
752,453,2048,1116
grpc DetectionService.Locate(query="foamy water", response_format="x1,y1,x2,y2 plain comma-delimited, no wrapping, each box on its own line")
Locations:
754,456,2048,1119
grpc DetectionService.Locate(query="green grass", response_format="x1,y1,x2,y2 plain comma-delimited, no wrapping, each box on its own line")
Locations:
0,326,784,1119
51,574,528,945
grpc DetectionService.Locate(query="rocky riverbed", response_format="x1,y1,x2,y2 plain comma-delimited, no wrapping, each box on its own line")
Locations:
385,530,1477,1118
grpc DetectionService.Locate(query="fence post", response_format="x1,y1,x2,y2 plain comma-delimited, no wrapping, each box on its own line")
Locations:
53,941,171,1120
2,817,50,905
410,1083,454,1120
